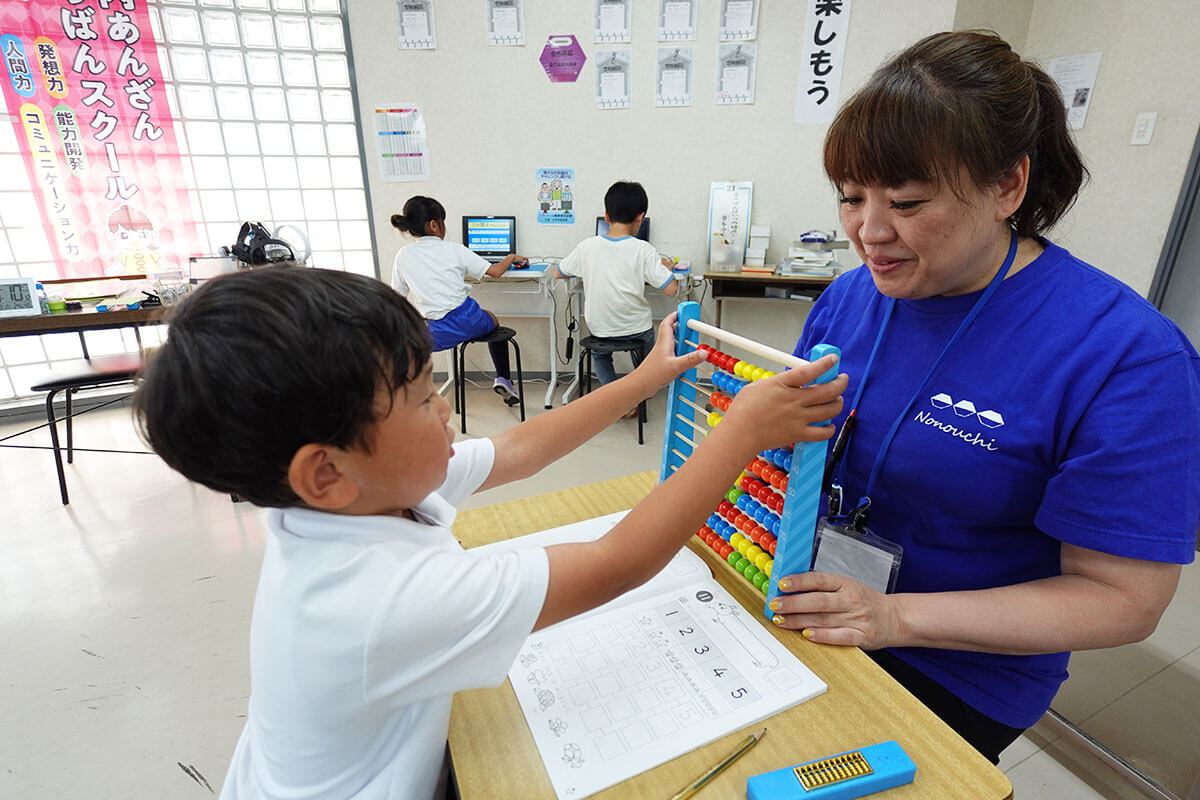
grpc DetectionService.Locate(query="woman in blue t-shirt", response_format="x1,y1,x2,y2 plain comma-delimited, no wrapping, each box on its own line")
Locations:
771,30,1200,763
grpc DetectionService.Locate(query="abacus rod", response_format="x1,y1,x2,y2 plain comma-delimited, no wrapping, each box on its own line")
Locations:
680,377,711,397
671,428,697,448
674,413,709,436
686,318,810,370
671,447,689,461
678,395,709,415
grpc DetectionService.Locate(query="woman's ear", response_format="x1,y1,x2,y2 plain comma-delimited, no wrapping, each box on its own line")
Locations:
995,154,1031,222
287,443,360,510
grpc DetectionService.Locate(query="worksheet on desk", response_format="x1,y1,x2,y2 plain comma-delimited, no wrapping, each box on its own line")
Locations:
486,513,827,800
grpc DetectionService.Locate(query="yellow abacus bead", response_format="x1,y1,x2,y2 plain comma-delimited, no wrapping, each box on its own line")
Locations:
707,411,722,427
733,360,746,378
751,367,766,381
730,532,745,548
762,370,776,379
764,561,773,577
736,540,751,555
745,545,764,559
755,553,772,570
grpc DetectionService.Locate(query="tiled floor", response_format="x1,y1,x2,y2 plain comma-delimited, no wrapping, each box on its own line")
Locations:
1,380,1197,799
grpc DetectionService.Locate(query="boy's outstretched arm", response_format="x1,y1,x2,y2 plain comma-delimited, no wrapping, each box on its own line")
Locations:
479,313,703,491
533,353,847,630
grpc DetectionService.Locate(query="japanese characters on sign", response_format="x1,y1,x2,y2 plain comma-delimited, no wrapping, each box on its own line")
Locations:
793,0,851,125
1,0,199,277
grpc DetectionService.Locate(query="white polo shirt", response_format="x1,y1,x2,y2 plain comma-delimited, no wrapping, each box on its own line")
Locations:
391,236,491,320
557,235,674,337
219,438,550,800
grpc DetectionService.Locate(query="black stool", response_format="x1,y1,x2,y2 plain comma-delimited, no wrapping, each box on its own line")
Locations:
27,354,144,505
451,326,525,434
578,335,648,445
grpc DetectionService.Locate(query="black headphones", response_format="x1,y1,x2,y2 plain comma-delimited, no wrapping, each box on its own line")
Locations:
232,221,296,266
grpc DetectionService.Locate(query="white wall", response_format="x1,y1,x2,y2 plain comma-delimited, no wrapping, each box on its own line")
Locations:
344,0,1197,374
1023,0,1200,295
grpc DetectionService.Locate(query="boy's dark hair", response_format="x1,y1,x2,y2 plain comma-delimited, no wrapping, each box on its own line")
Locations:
824,30,1087,237
603,181,649,225
390,195,446,237
134,267,432,508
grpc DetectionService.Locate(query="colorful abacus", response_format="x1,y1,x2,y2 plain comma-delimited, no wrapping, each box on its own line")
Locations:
660,301,839,620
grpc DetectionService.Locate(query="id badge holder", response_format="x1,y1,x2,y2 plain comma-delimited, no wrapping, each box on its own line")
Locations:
812,516,902,594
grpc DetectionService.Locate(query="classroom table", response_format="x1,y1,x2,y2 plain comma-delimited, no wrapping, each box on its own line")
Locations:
702,270,836,328
449,472,1014,800
0,305,164,355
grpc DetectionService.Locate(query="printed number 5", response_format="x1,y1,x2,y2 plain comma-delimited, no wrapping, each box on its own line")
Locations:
730,687,748,699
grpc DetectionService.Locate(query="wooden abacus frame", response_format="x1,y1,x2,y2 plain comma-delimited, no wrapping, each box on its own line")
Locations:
659,301,839,620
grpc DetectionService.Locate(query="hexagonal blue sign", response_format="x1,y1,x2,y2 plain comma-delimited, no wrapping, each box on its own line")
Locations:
540,34,586,83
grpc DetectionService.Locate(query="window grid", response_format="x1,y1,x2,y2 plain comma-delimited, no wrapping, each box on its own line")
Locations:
0,0,374,407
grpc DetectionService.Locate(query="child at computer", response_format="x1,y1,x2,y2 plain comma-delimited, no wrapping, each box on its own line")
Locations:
555,181,679,388
391,195,527,405
133,266,846,800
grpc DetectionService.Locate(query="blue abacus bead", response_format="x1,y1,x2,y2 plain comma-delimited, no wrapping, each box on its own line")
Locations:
770,517,780,535
707,513,723,529
783,453,793,471
754,507,768,523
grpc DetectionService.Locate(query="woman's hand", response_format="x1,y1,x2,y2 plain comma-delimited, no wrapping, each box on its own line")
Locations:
767,570,905,650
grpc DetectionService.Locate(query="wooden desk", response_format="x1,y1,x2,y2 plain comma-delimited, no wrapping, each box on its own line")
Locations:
703,270,835,327
449,472,1013,800
0,305,164,359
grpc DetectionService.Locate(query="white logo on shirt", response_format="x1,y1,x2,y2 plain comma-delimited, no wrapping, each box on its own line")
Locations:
914,392,1002,451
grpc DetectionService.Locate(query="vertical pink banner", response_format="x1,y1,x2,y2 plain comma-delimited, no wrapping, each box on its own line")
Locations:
1,0,201,278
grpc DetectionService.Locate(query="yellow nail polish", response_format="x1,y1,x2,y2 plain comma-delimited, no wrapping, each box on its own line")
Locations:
771,614,784,626
778,578,791,591
802,629,814,639
768,600,781,612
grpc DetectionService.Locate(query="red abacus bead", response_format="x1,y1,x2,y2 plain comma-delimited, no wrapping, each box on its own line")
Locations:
719,543,733,558
780,476,789,491
734,513,749,529
717,500,733,515
723,506,738,522
767,540,777,556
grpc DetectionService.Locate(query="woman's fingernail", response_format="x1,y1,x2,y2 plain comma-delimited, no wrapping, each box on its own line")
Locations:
768,600,781,612
771,614,784,626
778,578,791,591
802,629,814,639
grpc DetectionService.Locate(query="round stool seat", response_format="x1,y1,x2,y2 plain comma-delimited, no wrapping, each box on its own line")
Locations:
467,325,517,344
579,334,647,354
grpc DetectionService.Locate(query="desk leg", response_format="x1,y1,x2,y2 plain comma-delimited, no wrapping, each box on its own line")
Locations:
438,349,455,396
544,283,557,409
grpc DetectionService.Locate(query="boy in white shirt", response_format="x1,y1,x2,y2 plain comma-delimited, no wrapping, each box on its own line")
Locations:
134,266,846,800
556,181,679,386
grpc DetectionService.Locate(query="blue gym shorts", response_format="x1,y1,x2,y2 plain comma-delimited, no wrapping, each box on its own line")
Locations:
427,297,496,351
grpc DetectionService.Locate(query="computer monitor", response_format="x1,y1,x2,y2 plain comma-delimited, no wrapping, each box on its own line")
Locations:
596,216,650,242
462,215,517,263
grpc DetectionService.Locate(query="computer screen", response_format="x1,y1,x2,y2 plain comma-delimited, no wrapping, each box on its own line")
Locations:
462,215,516,262
596,216,650,242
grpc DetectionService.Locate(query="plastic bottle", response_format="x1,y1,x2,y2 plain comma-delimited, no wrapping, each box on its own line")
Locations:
35,282,50,314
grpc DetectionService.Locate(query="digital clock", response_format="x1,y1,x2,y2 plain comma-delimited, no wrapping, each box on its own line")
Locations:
0,277,41,318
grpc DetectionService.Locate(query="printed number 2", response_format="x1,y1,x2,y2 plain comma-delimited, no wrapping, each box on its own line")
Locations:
678,627,694,636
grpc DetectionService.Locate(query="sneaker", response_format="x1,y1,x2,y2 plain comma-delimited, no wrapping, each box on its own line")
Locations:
493,377,521,406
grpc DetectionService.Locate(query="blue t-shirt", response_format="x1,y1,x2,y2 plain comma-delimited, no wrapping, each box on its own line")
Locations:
796,240,1200,728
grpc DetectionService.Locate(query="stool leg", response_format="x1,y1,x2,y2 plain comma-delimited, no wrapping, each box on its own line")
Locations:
66,388,75,463
511,338,525,422
458,344,468,434
637,399,645,445
44,389,69,505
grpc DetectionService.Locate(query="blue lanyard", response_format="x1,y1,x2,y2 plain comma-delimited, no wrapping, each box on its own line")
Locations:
830,232,1019,516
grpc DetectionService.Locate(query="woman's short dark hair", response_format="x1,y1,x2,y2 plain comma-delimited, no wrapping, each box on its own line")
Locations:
134,267,432,508
824,30,1087,237
604,181,649,224
390,195,446,237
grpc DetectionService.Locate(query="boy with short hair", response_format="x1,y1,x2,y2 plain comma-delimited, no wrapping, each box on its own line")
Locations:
134,266,845,800
556,181,679,386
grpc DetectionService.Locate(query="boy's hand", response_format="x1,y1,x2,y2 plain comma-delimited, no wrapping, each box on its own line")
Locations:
629,313,706,395
717,355,847,452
